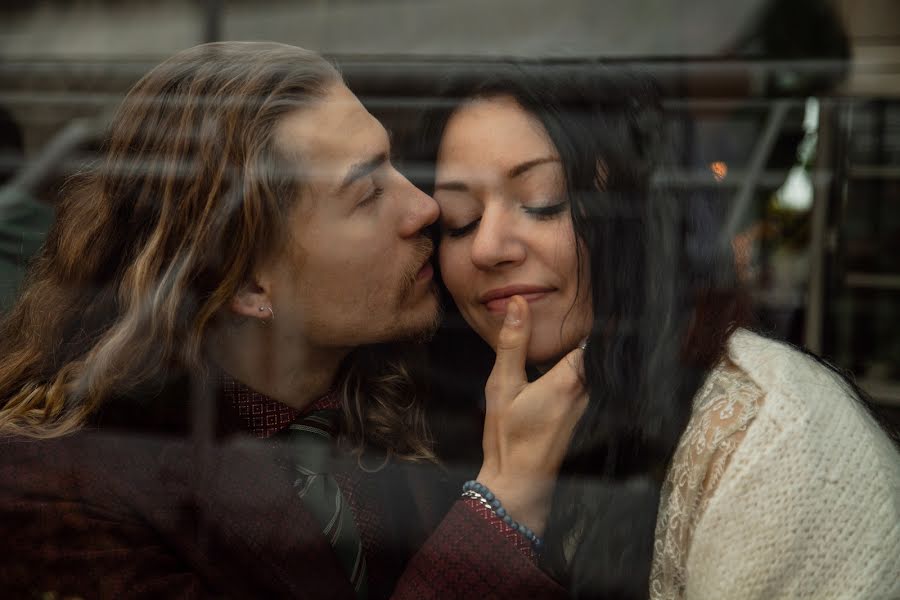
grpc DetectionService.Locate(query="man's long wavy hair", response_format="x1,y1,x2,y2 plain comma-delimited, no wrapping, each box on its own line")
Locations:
419,65,752,598
0,41,434,462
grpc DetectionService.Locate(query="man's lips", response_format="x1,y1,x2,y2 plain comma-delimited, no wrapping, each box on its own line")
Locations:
416,262,434,281
479,285,554,314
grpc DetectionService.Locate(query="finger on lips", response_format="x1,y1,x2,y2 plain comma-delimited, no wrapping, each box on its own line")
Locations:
491,295,530,387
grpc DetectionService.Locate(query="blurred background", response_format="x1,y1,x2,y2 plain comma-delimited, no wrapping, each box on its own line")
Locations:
1,0,898,425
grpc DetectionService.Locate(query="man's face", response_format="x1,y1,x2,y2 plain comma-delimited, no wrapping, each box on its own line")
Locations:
261,82,440,351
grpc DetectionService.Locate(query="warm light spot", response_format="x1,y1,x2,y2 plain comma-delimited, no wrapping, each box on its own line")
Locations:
710,161,728,181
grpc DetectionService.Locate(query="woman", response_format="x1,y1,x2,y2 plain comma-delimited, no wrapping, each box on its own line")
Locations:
0,43,581,598
422,66,900,599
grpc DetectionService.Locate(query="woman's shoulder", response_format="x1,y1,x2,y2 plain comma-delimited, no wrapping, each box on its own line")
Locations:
676,331,900,598
723,329,893,452
671,327,899,535
651,331,900,599
725,328,840,396
726,329,837,391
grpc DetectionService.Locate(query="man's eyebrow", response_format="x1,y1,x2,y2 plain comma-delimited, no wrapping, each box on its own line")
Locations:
433,180,469,193
434,156,560,193
339,152,388,193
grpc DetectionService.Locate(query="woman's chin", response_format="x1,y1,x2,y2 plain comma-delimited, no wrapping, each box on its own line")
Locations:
482,328,583,371
527,346,576,374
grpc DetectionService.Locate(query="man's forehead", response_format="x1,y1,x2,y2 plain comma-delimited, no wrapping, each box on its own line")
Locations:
274,83,387,188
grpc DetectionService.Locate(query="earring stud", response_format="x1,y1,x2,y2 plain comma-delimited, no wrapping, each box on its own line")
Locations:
258,306,275,321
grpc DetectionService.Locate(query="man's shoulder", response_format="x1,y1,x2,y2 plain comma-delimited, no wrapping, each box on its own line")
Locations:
0,430,357,598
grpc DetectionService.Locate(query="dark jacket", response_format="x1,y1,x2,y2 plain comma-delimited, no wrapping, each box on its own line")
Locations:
0,376,564,598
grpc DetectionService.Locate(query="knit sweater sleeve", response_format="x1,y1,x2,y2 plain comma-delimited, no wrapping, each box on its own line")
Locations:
681,336,900,600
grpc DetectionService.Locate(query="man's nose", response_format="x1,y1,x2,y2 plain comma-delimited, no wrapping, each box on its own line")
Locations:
398,176,440,237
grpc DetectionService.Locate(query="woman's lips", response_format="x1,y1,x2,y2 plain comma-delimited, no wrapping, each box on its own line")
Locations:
484,293,549,314
480,286,553,314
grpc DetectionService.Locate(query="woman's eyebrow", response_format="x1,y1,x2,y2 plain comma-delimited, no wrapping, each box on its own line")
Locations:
433,180,469,192
507,156,560,178
435,156,560,192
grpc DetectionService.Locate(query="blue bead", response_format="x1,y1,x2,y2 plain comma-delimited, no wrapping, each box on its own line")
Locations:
490,499,501,509
484,492,494,501
503,515,513,525
496,507,506,517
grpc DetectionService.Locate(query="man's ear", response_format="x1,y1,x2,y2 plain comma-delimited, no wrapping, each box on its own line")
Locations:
228,277,273,320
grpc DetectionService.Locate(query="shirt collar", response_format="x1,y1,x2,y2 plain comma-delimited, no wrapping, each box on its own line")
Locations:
219,375,340,439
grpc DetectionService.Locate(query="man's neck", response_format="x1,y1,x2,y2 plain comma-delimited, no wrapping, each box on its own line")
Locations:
207,320,349,411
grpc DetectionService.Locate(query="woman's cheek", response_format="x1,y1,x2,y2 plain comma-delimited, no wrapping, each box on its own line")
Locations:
440,240,497,347
439,245,472,313
438,245,462,297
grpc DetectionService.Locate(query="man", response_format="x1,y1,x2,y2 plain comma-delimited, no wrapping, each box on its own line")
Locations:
0,42,579,598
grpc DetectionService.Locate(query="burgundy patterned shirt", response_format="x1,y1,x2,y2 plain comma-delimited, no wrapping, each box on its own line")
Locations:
221,378,300,438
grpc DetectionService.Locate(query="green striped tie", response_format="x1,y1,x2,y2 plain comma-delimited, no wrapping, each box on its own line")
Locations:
281,409,368,599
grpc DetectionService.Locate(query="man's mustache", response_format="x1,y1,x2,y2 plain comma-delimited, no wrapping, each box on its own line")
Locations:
400,237,435,292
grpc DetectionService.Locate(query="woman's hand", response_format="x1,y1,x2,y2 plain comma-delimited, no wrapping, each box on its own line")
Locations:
476,295,588,536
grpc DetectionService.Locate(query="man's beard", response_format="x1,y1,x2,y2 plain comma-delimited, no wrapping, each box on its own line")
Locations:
377,236,441,344
408,284,443,342
383,281,442,345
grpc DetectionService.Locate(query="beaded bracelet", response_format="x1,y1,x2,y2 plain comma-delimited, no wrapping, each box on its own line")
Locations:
462,480,544,551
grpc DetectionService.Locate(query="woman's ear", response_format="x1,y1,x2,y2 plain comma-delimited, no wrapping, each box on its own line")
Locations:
594,160,609,190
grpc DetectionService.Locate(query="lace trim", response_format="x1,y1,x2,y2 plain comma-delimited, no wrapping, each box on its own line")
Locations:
649,358,765,600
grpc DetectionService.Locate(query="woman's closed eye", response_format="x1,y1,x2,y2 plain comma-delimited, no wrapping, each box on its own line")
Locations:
523,199,568,219
442,199,568,238
444,217,480,239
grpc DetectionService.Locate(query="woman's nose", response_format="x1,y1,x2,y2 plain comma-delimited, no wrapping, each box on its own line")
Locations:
470,206,526,270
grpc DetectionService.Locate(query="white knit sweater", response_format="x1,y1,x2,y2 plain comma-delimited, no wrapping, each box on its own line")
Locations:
650,329,900,600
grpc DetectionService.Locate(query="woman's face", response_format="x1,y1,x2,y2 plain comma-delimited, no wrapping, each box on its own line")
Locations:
434,95,593,365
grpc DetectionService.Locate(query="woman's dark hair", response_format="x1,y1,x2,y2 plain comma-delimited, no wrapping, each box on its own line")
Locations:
417,64,752,598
